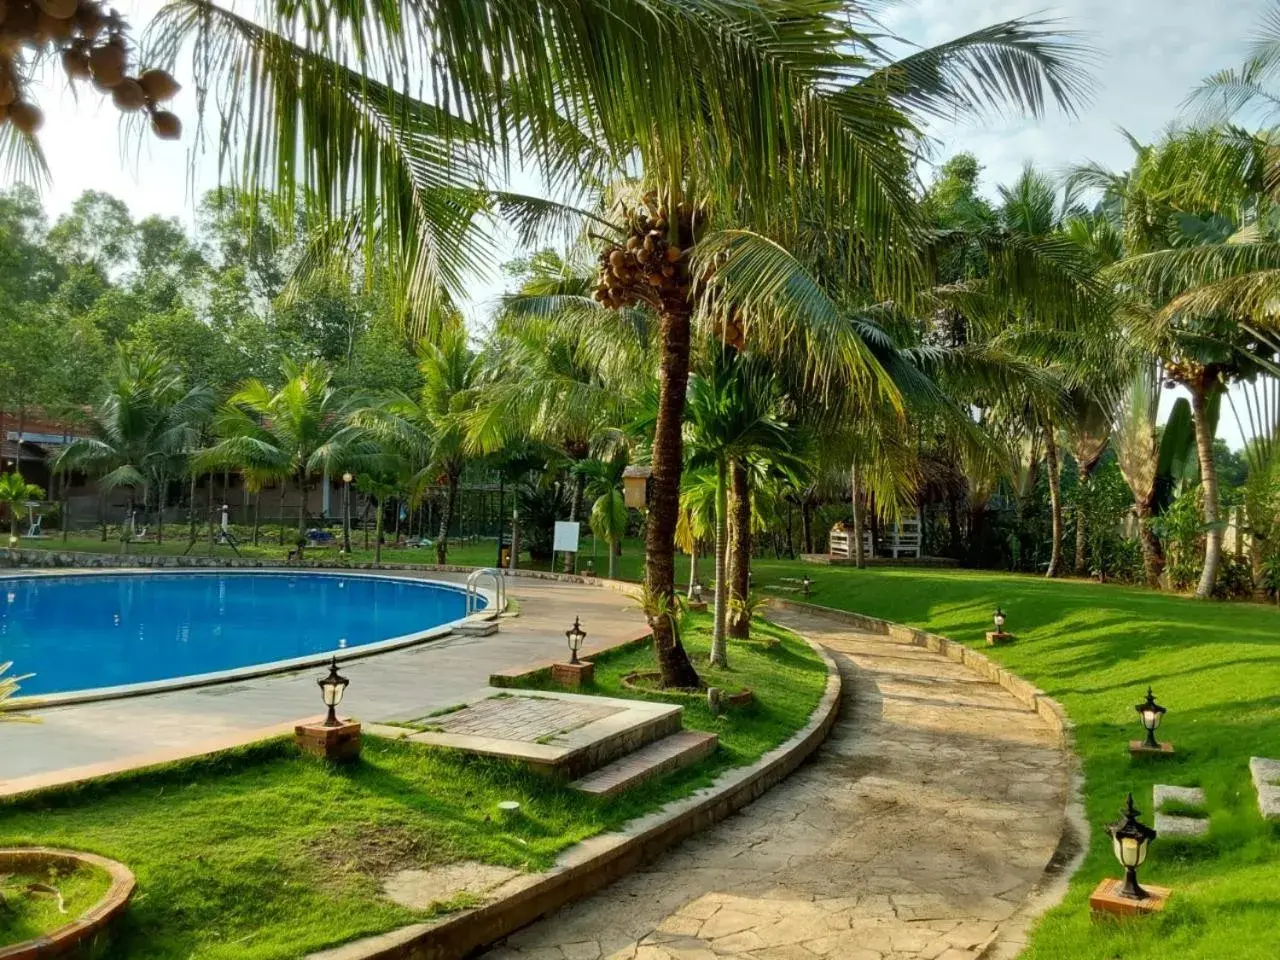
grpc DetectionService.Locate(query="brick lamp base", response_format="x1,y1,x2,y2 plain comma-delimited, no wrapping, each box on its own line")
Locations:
296,720,362,762
986,631,1014,646
1129,740,1174,757
1089,877,1171,917
551,661,594,689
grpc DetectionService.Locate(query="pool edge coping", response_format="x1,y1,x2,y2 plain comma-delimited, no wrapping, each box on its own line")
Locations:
2,569,497,709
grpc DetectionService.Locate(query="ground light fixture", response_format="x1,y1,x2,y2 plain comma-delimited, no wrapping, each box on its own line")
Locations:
1136,688,1167,750
994,607,1006,631
566,616,587,664
802,574,812,597
1088,792,1169,917
318,656,350,727
987,607,1013,646
692,581,704,603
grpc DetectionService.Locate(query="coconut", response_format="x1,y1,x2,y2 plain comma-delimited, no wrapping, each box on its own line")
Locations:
37,9,71,39
665,245,681,263
89,40,124,86
137,67,179,101
150,109,181,139
7,99,43,134
36,0,77,19
75,0,102,37
61,46,89,79
608,249,626,270
111,76,144,110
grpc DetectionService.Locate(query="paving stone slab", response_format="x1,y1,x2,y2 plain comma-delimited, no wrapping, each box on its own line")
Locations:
1154,813,1209,837
1249,757,1280,820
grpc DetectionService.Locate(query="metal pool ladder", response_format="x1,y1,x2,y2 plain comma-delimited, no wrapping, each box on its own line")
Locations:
466,567,506,616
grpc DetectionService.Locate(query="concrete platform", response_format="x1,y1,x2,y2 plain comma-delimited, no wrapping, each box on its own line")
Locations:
400,691,683,781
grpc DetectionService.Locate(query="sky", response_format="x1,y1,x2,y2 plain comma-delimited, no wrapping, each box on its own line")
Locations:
14,0,1277,446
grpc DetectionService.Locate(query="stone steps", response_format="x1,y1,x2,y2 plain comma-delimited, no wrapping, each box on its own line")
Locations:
571,730,719,797
1153,784,1209,837
1250,757,1280,820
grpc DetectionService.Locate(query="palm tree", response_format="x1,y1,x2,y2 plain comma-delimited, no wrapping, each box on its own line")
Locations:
56,346,213,543
578,452,630,579
200,359,373,540
1112,363,1166,587
0,473,44,547
685,349,800,666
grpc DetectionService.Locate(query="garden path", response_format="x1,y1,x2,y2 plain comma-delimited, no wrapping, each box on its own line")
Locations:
484,606,1069,960
1,573,645,787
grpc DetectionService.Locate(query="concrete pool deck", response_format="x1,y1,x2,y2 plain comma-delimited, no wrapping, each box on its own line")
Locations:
0,570,648,788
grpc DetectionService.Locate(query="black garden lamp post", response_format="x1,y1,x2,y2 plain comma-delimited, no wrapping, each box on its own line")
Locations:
691,581,704,604
993,608,1006,632
341,472,354,553
802,574,812,597
566,616,586,664
318,656,350,727
1136,687,1166,750
1108,793,1157,900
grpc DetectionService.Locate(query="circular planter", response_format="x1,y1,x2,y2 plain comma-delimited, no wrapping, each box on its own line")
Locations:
620,671,754,707
0,848,135,959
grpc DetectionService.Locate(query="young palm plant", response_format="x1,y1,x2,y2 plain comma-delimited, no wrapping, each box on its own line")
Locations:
0,473,45,547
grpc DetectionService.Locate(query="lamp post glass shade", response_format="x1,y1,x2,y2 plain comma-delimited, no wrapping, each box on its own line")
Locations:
692,581,703,603
993,608,1006,631
342,472,353,484
1108,793,1156,900
1136,687,1166,749
566,616,586,664
318,656,350,726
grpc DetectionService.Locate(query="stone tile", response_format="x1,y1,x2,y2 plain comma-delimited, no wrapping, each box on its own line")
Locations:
1153,784,1206,809
1155,813,1209,837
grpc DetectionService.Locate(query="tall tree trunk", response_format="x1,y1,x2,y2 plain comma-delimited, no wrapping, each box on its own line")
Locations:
565,467,585,573
687,540,699,598
374,496,384,565
436,474,457,564
1074,463,1090,576
851,462,866,568
728,458,751,639
1045,425,1064,578
1191,385,1222,598
646,304,702,689
278,484,287,545
157,473,165,545
608,537,619,579
508,501,520,571
711,458,729,668
1136,499,1164,589
188,474,198,542
297,476,309,536
800,501,813,555
252,491,261,545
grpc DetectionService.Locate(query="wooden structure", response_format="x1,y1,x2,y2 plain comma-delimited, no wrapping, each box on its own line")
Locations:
829,513,923,561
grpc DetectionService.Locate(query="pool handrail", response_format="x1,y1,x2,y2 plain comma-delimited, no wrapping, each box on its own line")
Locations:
466,567,505,616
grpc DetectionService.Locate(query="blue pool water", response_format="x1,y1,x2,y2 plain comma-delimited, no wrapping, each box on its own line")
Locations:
0,573,476,697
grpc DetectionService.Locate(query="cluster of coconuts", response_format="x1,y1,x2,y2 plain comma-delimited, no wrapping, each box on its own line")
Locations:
594,195,707,311
1161,358,1205,390
0,0,181,140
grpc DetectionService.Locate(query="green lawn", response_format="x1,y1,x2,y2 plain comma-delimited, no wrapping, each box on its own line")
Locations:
0,614,825,958
749,562,1280,960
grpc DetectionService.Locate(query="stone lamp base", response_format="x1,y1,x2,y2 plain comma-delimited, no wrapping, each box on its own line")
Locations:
1089,877,1171,917
296,719,362,762
986,631,1014,646
552,661,594,689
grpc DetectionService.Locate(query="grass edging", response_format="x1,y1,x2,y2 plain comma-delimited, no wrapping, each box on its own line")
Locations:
0,847,136,956
766,596,1088,960
308,634,843,960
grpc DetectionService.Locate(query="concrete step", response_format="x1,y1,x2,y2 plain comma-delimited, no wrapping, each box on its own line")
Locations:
571,730,719,798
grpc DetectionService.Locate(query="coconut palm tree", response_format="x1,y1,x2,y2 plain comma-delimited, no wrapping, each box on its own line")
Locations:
1112,363,1166,587
56,346,213,543
578,451,631,579
199,359,374,540
0,473,44,547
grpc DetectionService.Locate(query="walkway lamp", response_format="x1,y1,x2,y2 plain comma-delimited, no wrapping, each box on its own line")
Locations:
801,574,812,597
318,656,349,727
993,608,1006,632
566,616,586,664
1108,793,1157,900
691,581,704,603
341,472,354,553
1136,688,1167,750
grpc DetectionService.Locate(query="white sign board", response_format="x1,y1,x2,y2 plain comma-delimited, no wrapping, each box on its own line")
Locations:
553,520,581,554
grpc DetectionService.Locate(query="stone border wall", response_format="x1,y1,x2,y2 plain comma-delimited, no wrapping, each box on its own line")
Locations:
0,847,136,959
309,637,843,960
765,597,1089,960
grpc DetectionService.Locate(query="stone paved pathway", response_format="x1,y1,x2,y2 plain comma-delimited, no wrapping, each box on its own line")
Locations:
484,607,1068,960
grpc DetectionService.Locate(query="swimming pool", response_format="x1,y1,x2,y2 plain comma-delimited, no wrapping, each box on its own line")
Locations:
0,572,480,702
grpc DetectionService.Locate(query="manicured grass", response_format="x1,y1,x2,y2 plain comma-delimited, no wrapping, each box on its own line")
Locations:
0,614,826,959
0,861,112,946
749,562,1280,960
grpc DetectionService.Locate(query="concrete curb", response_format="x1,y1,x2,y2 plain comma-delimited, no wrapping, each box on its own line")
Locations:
765,597,1089,960
308,634,843,960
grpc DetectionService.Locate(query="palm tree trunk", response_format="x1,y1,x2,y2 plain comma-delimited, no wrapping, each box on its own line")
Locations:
801,501,813,555
728,458,751,639
687,540,699,598
188,475,198,542
608,537,619,579
1074,464,1089,575
436,474,457,564
1045,425,1064,578
1136,499,1164,589
646,304,702,689
374,495,384,565
1191,385,1222,598
252,492,261,545
711,457,729,668
157,472,166,545
297,476,309,537
851,462,866,568
278,485,287,545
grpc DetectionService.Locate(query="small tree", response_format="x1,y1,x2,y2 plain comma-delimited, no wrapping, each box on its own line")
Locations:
0,473,45,547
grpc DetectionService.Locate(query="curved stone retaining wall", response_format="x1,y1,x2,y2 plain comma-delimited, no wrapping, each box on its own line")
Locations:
0,848,135,959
